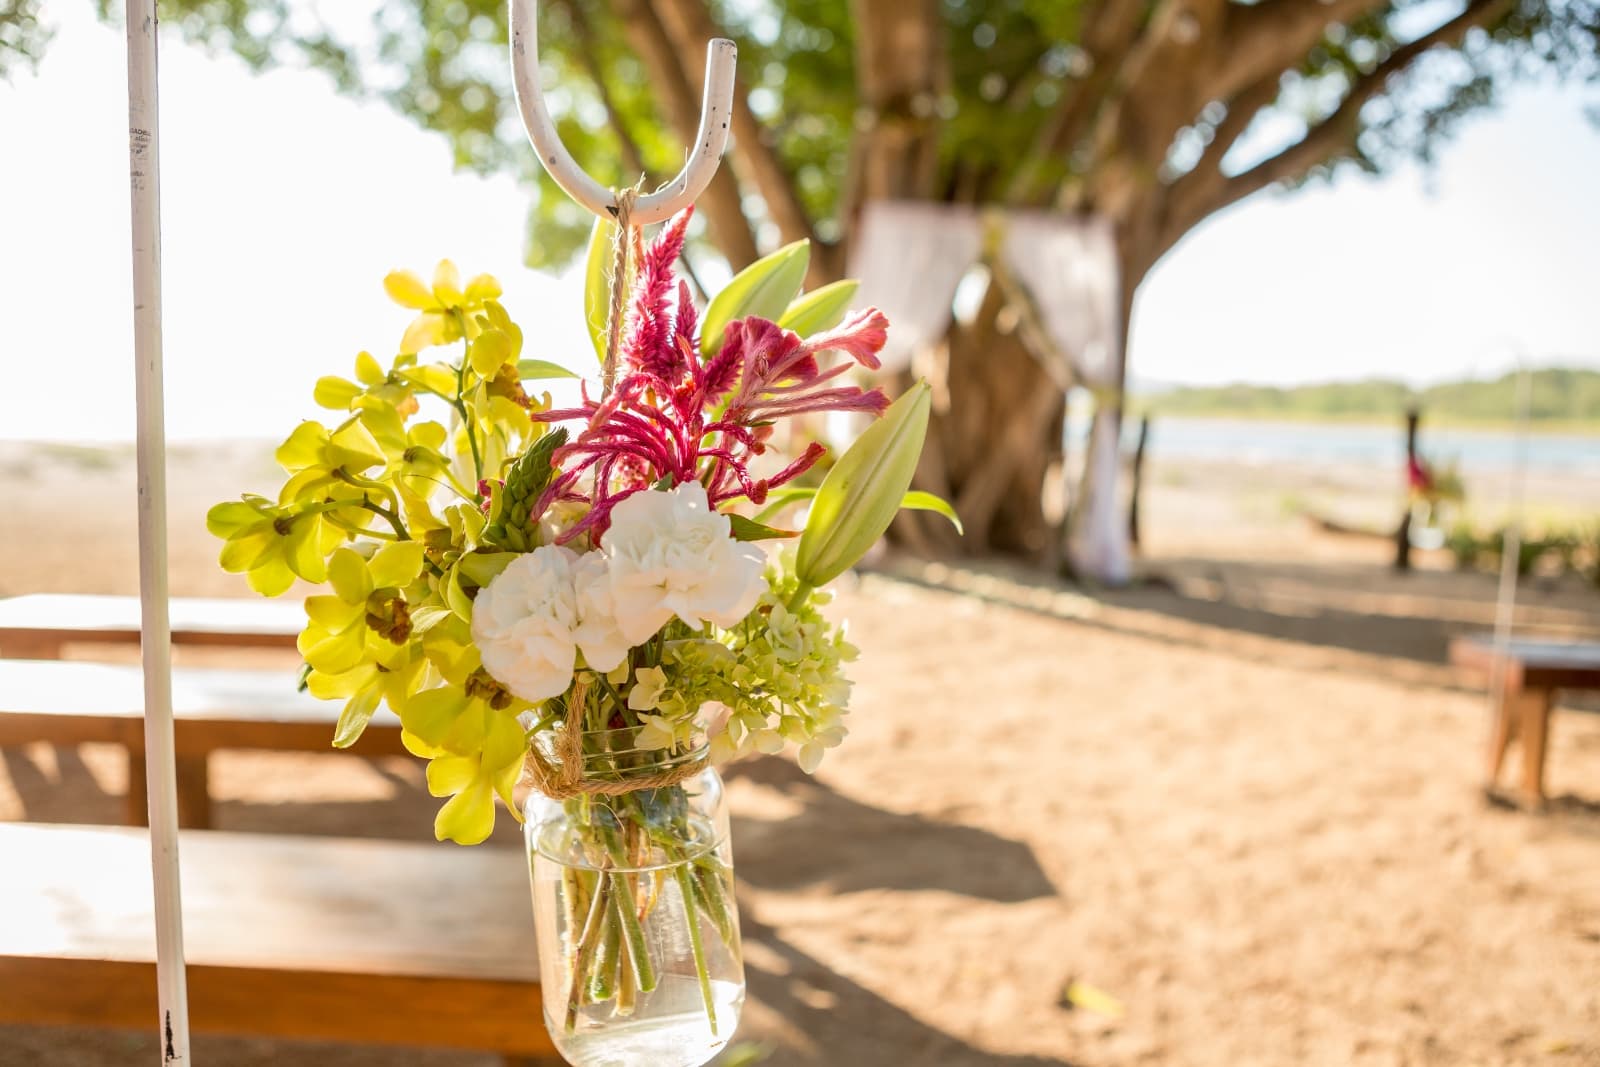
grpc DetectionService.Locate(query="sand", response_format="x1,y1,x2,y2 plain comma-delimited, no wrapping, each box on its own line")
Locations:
0,440,1596,1066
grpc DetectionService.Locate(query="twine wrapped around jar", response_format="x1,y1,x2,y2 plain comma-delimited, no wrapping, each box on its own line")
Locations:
521,674,709,799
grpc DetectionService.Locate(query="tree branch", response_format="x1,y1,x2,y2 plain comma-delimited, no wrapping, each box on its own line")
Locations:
1006,0,1146,203
1165,0,1512,246
651,0,822,259
1209,0,1392,105
606,0,760,267
553,0,649,178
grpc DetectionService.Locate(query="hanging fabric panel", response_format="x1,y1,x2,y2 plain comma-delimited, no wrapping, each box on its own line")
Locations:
848,201,984,374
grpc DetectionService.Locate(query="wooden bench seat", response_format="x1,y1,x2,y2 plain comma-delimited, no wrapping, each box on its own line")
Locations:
0,823,556,1062
0,660,404,827
1449,636,1600,809
0,593,302,659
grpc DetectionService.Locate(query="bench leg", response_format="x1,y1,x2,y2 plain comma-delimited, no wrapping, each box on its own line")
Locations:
176,755,213,829
1485,686,1518,788
126,751,148,826
126,752,213,828
1517,687,1553,811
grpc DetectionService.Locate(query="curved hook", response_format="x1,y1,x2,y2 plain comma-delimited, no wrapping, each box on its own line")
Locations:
509,0,736,226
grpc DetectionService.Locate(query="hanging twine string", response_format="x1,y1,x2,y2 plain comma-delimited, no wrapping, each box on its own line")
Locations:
522,674,709,799
600,185,641,396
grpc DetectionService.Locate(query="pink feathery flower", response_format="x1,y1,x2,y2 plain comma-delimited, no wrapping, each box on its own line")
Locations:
620,207,693,382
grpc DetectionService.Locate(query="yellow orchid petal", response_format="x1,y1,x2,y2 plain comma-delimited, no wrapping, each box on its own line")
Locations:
306,662,377,700
328,547,374,603
275,421,330,472
333,686,384,748
313,376,362,411
384,269,435,310
218,524,276,573
399,311,451,355
464,273,502,303
432,259,464,307
368,540,425,588
303,594,364,629
354,350,386,385
433,773,495,845
245,555,296,597
425,754,477,797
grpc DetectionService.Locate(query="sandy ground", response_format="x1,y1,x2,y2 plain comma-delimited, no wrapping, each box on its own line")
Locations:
0,440,1597,1066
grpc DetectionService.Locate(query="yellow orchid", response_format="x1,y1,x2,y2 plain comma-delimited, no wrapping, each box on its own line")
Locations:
384,260,501,355
208,496,343,595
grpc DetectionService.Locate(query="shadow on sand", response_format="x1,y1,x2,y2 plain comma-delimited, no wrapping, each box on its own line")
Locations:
735,909,1077,1067
727,755,1056,903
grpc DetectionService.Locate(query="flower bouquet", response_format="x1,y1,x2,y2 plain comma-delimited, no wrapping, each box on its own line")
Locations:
208,206,956,1066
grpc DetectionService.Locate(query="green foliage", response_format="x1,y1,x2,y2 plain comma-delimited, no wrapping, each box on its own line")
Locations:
1149,368,1600,425
1446,518,1600,584
0,0,50,80
52,0,1592,272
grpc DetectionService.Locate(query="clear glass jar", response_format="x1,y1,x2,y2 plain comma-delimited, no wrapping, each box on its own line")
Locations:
524,729,744,1067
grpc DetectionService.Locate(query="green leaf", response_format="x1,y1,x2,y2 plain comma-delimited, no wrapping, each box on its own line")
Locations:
899,490,963,535
778,279,858,338
583,216,614,364
700,240,810,356
516,358,580,381
795,381,931,588
728,514,798,541
750,486,818,524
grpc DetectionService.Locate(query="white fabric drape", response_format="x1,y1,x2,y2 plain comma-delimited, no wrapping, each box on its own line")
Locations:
847,201,984,373
848,200,1130,585
997,211,1129,585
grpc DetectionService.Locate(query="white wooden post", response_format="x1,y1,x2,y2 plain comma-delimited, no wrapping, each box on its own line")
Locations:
126,1,191,1061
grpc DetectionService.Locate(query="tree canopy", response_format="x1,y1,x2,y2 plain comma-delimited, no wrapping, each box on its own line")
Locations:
11,1,1595,281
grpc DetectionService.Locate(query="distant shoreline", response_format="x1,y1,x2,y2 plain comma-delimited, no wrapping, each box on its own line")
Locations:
1125,410,1600,436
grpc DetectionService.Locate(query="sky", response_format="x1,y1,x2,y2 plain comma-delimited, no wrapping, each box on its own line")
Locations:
1,3,1598,442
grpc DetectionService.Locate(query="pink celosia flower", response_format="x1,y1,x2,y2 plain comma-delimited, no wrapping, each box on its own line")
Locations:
531,207,892,542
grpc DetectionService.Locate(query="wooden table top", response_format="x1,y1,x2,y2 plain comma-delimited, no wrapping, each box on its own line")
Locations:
0,823,537,981
0,593,302,648
1449,635,1600,690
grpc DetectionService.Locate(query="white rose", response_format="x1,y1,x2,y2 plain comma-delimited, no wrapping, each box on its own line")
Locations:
603,482,767,644
570,551,629,673
471,545,582,702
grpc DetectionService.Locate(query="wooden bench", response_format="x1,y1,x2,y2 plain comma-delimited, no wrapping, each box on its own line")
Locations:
0,660,405,828
0,593,302,659
0,823,557,1064
1449,635,1600,809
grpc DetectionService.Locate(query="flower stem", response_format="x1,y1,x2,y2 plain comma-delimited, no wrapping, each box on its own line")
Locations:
674,863,718,1035
565,873,612,1032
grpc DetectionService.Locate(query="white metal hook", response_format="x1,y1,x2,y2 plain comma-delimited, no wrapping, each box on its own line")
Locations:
509,0,736,226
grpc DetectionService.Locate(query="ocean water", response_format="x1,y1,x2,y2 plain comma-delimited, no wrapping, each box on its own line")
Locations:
1111,417,1599,476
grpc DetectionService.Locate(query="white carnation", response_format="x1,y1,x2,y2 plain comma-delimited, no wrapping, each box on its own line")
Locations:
570,551,629,673
603,482,767,644
471,545,583,702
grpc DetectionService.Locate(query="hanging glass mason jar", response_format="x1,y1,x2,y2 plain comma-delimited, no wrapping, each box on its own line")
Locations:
524,727,743,1067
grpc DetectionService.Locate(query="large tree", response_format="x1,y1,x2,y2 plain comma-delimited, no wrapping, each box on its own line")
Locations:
14,0,1597,561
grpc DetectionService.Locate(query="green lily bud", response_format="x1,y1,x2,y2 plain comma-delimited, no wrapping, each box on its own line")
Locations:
795,380,934,590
